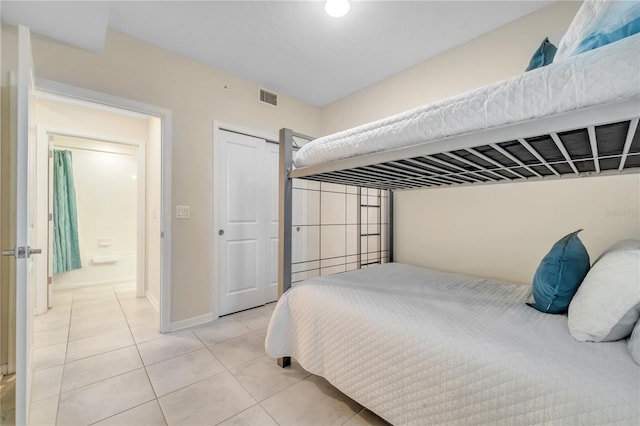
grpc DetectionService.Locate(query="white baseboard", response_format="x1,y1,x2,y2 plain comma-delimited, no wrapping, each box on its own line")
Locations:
170,312,215,332
145,290,160,312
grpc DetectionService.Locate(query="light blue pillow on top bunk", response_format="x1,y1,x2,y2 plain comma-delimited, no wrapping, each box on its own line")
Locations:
555,0,640,61
573,1,640,55
528,229,590,314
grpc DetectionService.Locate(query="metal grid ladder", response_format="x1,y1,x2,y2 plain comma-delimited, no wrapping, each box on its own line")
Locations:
358,187,386,268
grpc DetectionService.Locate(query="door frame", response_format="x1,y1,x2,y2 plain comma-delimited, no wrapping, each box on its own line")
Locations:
36,79,173,332
38,127,147,296
212,122,279,318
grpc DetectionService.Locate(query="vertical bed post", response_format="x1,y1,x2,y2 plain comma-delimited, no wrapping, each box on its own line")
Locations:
277,128,293,368
387,189,393,262
356,187,362,269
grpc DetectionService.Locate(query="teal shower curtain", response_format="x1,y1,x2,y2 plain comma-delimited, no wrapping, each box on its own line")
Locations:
53,149,82,273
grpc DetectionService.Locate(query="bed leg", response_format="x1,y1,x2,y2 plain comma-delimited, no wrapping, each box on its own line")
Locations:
277,357,291,368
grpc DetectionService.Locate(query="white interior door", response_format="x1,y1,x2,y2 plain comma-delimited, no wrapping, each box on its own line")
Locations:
215,129,307,314
4,25,39,426
265,146,307,301
266,143,279,303
216,130,269,315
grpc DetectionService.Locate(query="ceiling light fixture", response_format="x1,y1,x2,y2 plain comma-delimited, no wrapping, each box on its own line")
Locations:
325,0,350,18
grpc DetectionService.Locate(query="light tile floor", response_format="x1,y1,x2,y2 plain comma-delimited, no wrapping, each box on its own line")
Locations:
29,283,390,426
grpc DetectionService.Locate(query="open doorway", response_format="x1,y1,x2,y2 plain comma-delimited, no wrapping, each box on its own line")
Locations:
49,135,141,293
33,90,166,326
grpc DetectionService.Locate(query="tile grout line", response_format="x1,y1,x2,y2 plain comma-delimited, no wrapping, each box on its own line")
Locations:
53,297,287,425
191,313,307,425
139,327,270,423
46,284,158,425
341,407,366,426
115,283,171,426
257,400,282,426
194,322,283,426
51,286,77,426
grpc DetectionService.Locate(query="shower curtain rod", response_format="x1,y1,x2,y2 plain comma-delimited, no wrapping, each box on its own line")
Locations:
52,143,137,156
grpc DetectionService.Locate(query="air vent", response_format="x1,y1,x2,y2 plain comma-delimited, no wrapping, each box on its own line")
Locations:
259,89,278,107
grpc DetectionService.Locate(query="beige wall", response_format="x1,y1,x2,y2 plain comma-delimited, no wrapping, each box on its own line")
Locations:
0,16,19,372
0,14,7,370
36,98,150,142
395,175,640,285
1,25,320,324
319,0,639,284
320,1,582,134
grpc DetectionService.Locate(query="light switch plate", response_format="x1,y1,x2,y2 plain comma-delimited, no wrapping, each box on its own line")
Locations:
176,205,190,219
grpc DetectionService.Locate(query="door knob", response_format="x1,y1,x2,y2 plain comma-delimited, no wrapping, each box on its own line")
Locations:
2,246,42,258
218,230,224,236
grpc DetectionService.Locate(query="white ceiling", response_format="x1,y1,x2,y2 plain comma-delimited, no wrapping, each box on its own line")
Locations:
2,1,553,106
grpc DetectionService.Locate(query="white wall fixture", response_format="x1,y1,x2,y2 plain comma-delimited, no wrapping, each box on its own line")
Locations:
176,205,190,219
325,0,350,18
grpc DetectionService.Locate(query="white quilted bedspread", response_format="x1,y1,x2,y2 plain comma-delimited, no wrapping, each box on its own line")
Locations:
294,34,640,168
265,263,640,425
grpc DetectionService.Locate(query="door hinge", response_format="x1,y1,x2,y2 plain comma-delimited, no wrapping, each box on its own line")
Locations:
48,276,52,285
48,149,53,158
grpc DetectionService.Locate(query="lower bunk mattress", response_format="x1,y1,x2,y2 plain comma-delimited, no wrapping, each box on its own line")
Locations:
265,263,639,425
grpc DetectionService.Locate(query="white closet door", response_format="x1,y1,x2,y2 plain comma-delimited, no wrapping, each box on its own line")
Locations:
216,131,269,315
266,144,307,302
266,143,279,303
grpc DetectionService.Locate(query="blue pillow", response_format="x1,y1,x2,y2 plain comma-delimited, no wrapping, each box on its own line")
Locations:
525,37,557,71
574,15,640,55
574,1,640,56
528,229,590,314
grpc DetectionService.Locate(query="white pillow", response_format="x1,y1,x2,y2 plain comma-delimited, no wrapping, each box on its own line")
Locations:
568,240,640,342
555,0,609,61
629,320,640,365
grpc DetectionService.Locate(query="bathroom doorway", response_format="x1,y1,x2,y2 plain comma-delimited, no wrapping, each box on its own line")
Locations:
34,92,164,321
50,135,140,293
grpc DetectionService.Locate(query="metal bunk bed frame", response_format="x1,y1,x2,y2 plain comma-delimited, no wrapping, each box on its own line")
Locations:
277,95,640,367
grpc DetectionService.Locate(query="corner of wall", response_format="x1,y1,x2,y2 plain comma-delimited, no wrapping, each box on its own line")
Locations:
318,0,582,136
0,14,5,370
0,18,12,370
169,312,215,332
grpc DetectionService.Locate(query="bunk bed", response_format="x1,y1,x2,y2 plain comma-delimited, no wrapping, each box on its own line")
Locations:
266,2,640,424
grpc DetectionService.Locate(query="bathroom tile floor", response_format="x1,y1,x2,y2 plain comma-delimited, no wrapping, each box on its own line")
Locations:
28,283,389,426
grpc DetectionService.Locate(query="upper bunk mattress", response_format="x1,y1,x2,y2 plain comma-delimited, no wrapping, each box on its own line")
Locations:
294,34,640,169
